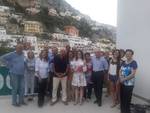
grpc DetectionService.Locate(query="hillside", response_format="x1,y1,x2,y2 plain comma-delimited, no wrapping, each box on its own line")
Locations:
0,0,116,42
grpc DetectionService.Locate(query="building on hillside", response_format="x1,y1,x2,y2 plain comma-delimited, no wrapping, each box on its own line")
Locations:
26,0,41,15
64,26,79,37
0,6,10,12
26,7,40,15
29,0,41,9
96,38,116,51
0,26,6,35
64,10,72,16
0,6,10,25
23,35,37,48
72,15,82,21
0,26,8,42
0,34,24,48
23,21,43,34
48,8,58,16
51,32,92,51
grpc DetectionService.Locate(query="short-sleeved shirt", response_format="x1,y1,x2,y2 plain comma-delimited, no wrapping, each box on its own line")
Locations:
121,60,138,86
53,55,69,77
1,51,25,75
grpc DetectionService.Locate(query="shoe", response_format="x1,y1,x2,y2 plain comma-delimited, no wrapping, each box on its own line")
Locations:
22,102,27,106
79,101,83,105
28,97,33,101
111,103,117,108
24,95,28,98
86,98,90,102
63,101,68,105
12,103,20,107
74,101,78,105
94,100,98,104
98,102,102,107
38,103,43,108
50,101,57,106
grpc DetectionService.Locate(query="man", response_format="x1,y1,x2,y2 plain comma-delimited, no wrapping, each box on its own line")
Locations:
0,43,26,107
92,50,108,107
51,49,69,105
23,42,32,97
104,51,111,97
47,46,58,98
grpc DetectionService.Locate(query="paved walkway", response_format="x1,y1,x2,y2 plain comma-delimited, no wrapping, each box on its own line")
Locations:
0,95,147,113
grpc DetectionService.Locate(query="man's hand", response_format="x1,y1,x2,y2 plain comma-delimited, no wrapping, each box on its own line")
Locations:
59,73,66,77
55,73,64,78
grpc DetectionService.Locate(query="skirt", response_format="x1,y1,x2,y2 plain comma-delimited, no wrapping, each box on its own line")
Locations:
72,72,87,87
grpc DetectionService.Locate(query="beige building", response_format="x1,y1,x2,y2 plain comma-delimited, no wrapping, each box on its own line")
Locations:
64,26,79,37
0,6,10,25
23,21,43,34
0,17,8,25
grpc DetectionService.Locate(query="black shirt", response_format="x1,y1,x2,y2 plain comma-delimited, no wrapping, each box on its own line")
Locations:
53,55,69,77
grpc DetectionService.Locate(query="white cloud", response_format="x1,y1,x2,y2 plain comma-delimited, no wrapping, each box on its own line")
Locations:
65,0,117,26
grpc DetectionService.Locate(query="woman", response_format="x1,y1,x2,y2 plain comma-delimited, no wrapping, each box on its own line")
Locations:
108,49,121,108
35,50,50,107
25,50,35,101
120,49,126,62
84,52,93,101
119,49,138,113
72,50,87,105
67,51,75,102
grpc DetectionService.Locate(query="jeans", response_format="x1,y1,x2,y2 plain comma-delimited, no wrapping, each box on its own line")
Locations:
10,73,25,105
120,84,134,113
25,71,35,96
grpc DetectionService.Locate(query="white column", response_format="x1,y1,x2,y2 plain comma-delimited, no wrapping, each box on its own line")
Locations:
117,0,150,100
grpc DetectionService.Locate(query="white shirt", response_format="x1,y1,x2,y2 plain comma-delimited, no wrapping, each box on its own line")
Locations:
35,58,49,79
109,63,117,76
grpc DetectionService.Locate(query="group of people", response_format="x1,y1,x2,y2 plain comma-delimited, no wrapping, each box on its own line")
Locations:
0,43,138,113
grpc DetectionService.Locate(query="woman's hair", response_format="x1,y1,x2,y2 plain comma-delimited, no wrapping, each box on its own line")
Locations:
84,52,90,57
125,49,134,55
111,49,121,76
27,50,34,59
39,50,48,62
119,49,125,58
84,52,90,60
75,50,84,60
69,50,74,59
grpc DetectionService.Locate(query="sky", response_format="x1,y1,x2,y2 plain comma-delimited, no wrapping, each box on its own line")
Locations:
65,0,117,26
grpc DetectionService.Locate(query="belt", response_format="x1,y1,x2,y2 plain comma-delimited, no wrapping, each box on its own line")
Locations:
93,70,104,73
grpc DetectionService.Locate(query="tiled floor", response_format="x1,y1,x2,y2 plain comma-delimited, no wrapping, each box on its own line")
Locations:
0,95,148,113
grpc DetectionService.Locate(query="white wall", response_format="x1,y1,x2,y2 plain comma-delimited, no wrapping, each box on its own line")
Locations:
117,0,150,100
